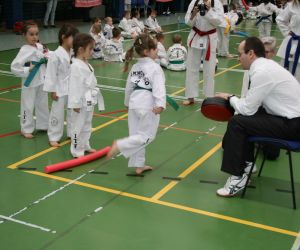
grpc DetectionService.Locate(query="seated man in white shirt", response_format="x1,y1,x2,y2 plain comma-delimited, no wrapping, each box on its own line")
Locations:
215,37,300,197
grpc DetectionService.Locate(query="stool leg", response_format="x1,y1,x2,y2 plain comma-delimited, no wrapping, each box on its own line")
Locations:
258,154,266,177
242,144,261,198
287,151,296,209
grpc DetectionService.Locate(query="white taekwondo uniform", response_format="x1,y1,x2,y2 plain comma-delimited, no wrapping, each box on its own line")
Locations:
185,0,224,98
156,41,168,68
103,24,113,40
43,46,72,142
276,2,300,82
131,17,145,34
68,58,105,157
103,38,125,62
217,11,239,56
117,57,166,168
145,16,162,33
119,17,136,38
167,43,187,71
90,32,106,59
11,43,49,134
249,2,280,38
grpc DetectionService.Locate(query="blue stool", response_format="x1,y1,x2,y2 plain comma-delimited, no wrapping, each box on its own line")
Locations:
242,136,300,209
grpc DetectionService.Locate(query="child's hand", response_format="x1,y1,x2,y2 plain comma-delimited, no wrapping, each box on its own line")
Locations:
51,92,58,101
29,62,34,72
153,107,164,114
73,108,80,113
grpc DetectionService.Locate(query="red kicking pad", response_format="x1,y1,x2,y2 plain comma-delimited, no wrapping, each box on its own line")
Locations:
201,97,234,122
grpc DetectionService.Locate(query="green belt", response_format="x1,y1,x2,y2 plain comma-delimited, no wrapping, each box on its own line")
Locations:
169,60,184,65
133,85,179,111
24,58,47,87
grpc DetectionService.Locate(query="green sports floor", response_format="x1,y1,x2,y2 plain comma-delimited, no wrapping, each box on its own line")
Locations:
0,19,300,250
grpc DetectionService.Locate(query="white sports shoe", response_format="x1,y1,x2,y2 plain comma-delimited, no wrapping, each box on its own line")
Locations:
244,161,257,174
216,174,248,197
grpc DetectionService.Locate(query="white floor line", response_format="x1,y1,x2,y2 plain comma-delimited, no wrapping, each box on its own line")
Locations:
0,90,9,95
0,62,10,65
0,173,87,225
291,231,300,250
163,122,177,131
0,215,56,234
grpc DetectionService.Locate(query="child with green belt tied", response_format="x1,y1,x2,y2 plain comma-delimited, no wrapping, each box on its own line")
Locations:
11,21,50,139
107,34,166,175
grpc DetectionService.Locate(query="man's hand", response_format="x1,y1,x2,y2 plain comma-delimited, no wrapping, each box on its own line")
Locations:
215,93,231,100
51,92,58,101
153,107,164,114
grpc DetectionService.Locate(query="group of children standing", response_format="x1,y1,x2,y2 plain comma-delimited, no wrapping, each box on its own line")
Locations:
10,14,169,174
11,22,104,158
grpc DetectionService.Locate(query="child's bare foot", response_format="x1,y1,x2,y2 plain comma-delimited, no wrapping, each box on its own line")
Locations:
106,141,119,159
182,98,195,106
22,133,34,139
135,166,153,175
86,148,97,154
49,141,60,147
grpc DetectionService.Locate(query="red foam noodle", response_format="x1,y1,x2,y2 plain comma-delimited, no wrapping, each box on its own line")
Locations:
44,146,111,174
201,97,234,122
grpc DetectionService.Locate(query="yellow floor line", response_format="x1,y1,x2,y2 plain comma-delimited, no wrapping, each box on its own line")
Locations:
151,142,222,200
24,170,299,238
170,63,241,97
7,113,128,169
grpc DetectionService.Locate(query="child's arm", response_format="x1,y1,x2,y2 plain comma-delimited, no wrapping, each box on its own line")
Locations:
152,67,166,113
68,65,84,111
124,69,135,107
11,46,34,78
43,53,59,98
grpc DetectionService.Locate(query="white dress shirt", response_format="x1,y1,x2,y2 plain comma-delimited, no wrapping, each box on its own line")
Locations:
230,57,300,119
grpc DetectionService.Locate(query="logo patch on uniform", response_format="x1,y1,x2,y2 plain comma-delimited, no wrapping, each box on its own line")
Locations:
51,117,59,126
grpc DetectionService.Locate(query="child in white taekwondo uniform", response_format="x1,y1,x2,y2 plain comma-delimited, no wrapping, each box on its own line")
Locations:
145,9,162,33
155,32,168,68
103,28,125,62
248,0,281,38
131,10,145,34
68,33,105,158
107,34,166,175
11,21,49,139
119,11,138,39
103,17,114,40
217,4,240,57
90,23,106,59
276,0,300,82
43,24,79,147
167,34,187,71
183,0,224,105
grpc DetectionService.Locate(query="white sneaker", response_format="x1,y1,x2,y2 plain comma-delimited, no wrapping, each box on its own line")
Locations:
244,161,257,174
216,174,248,197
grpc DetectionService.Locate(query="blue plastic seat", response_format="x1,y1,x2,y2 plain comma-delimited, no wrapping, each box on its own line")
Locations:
242,136,300,209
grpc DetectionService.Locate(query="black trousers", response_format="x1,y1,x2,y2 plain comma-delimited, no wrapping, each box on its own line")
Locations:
221,109,300,176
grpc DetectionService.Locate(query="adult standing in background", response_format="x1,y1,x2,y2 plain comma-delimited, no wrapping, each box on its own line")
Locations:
183,0,224,105
276,0,300,82
44,0,58,28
